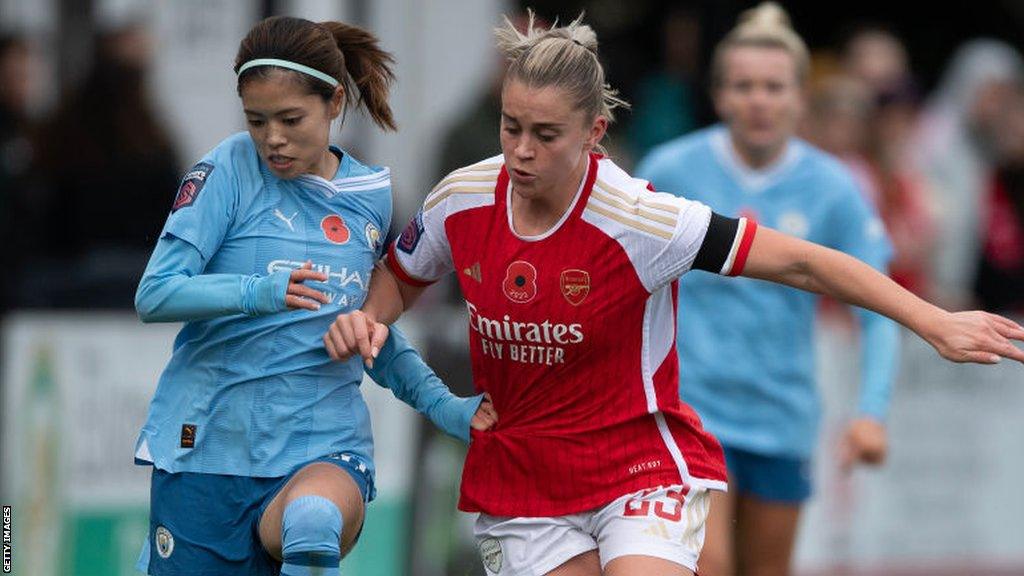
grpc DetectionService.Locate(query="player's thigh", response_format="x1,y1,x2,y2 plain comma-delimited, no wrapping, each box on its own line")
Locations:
734,494,801,576
727,446,808,576
258,461,366,559
593,485,710,575
603,554,694,576
544,550,602,576
697,488,736,576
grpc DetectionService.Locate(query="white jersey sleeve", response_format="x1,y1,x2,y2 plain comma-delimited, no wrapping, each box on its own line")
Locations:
583,159,757,292
387,157,502,286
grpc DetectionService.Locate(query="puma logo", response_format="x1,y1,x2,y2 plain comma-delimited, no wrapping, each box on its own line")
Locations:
274,209,298,231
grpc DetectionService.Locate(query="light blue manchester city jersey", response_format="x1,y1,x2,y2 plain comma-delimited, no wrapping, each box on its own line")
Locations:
135,132,398,478
637,125,895,458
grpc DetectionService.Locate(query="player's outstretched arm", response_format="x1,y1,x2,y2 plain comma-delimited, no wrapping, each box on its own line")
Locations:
740,226,1024,365
365,326,496,440
136,235,329,322
324,259,428,367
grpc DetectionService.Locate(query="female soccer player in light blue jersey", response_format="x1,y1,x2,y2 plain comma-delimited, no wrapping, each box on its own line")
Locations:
132,16,496,576
638,3,900,575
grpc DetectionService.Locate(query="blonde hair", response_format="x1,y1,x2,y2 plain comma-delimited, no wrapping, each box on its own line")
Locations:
711,2,810,89
494,11,629,124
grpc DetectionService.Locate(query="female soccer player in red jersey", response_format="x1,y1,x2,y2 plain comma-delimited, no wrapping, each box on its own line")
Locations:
633,4,907,575
325,12,1024,576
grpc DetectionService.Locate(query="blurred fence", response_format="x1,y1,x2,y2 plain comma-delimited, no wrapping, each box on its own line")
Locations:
798,316,1024,575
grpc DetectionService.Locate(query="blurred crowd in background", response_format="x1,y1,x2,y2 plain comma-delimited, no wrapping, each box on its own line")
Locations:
1,22,179,311
2,1,1024,317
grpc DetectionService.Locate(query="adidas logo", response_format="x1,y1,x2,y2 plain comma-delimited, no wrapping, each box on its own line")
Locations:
641,520,670,539
463,262,482,283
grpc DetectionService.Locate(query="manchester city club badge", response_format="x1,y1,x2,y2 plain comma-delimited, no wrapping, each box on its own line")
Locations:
155,526,175,559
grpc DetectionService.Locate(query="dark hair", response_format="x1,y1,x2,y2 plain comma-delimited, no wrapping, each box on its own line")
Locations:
39,25,178,166
0,32,29,55
234,16,397,131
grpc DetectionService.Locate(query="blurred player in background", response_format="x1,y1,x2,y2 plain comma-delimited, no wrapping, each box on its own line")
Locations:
30,23,181,308
326,10,1024,576
637,4,898,575
132,16,494,576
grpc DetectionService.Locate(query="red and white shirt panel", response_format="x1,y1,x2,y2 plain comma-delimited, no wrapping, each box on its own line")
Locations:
388,156,502,285
582,163,714,292
389,154,751,516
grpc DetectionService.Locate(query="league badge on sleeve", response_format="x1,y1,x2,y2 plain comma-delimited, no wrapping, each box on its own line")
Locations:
172,162,214,212
172,161,214,211
397,210,424,254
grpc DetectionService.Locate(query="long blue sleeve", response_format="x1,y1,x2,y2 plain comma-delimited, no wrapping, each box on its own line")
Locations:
855,307,900,421
135,234,291,323
366,326,483,443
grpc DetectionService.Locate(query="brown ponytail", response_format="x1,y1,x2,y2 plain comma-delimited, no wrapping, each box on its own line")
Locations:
318,21,397,132
235,16,397,132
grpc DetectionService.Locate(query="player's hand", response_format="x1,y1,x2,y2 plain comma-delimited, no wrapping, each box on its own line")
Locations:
471,393,498,431
286,261,330,311
923,310,1024,364
838,417,887,473
324,309,388,368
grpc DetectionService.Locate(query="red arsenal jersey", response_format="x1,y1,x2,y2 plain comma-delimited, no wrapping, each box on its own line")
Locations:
389,153,756,516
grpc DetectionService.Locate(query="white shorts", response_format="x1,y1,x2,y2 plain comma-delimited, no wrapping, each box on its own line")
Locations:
474,485,710,576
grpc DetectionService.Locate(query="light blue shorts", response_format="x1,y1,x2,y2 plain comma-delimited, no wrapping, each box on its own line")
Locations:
136,452,373,575
722,444,812,503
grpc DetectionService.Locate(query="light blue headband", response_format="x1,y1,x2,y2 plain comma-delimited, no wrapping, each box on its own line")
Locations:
237,58,339,87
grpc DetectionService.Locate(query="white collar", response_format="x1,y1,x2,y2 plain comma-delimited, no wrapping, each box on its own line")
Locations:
292,148,390,197
506,161,589,242
710,126,803,194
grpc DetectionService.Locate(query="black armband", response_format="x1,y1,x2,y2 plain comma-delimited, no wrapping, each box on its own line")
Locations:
692,213,757,276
